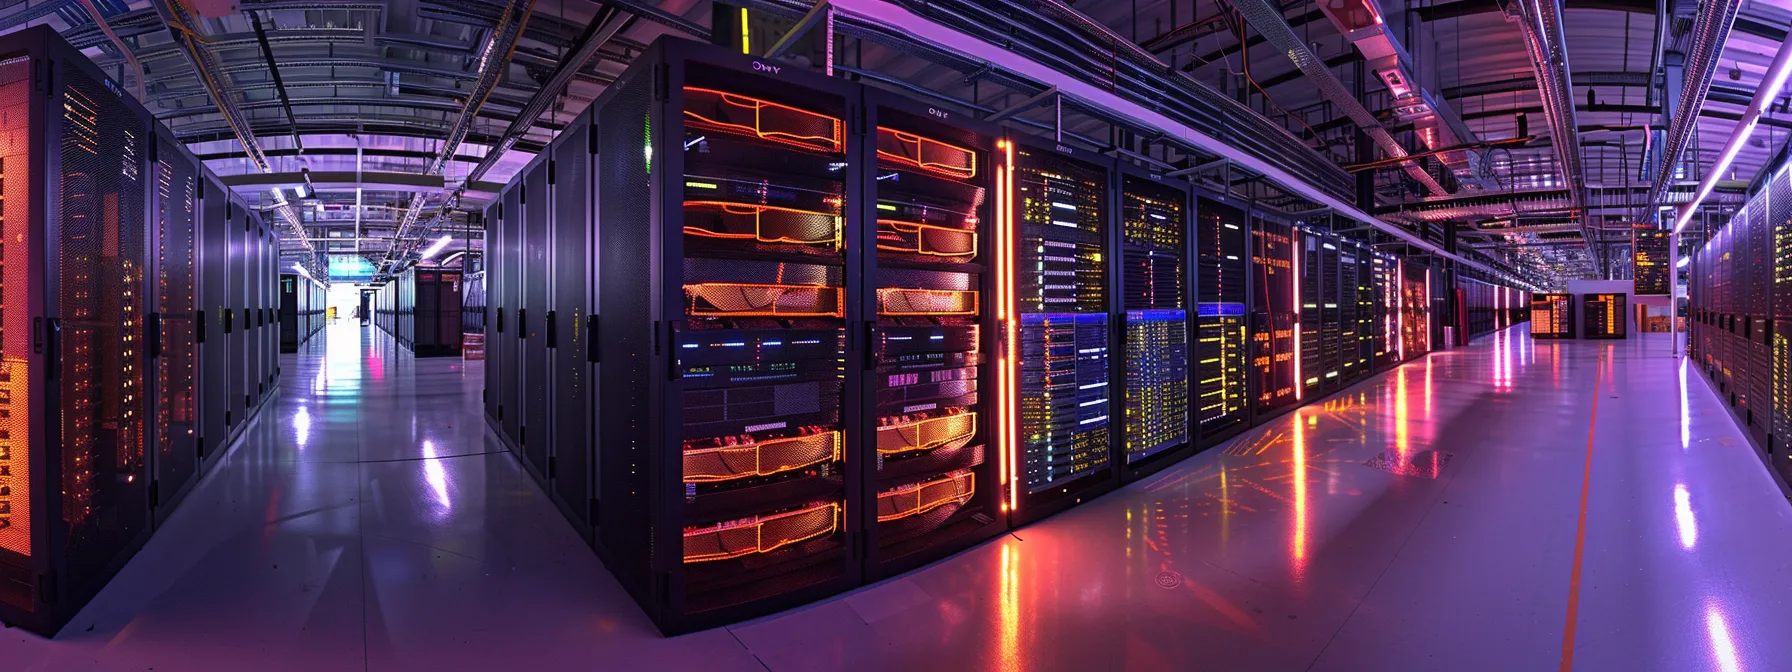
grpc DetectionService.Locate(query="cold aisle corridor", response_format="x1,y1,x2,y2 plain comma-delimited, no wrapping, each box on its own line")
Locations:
0,320,1785,671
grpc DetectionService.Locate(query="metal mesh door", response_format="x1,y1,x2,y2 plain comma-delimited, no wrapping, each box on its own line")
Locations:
154,139,197,503
55,68,149,590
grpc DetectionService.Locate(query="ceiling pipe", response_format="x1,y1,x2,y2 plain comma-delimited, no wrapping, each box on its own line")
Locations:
1229,0,1451,197
1642,0,1741,223
73,0,143,101
382,0,535,274
150,0,318,270
248,11,305,155
1673,35,1792,233
1506,0,1590,262
463,7,628,185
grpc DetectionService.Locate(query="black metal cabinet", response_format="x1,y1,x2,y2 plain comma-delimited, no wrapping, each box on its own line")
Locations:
1116,166,1194,482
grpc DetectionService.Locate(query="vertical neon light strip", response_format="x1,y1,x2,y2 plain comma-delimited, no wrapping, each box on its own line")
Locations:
1292,229,1302,401
999,140,1019,511
1395,261,1405,361
740,8,751,53
1424,268,1433,352
994,142,1009,509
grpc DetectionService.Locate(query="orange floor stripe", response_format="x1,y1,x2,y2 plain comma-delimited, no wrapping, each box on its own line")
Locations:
1559,360,1603,671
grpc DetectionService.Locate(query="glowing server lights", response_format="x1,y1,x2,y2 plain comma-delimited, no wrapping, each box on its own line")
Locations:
1119,171,1190,470
1010,140,1116,519
0,28,279,635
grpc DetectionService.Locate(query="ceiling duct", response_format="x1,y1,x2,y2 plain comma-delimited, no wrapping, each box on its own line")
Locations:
1315,0,1496,192
1229,0,1450,197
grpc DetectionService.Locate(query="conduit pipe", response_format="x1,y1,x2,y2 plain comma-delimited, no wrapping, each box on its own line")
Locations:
1644,0,1741,222
1673,34,1792,232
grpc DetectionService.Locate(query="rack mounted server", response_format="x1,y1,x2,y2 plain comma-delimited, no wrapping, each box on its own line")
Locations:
0,28,279,634
478,35,1526,635
374,264,464,357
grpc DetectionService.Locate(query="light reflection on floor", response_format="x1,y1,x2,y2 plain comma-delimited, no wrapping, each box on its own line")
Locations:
0,323,1782,671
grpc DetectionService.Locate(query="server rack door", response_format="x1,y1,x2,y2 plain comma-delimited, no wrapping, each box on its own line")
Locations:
1116,170,1191,477
1772,171,1792,463
1399,259,1431,357
0,52,37,622
521,161,550,473
862,96,1003,574
415,271,438,352
226,199,245,432
246,223,262,408
152,138,199,510
1319,234,1342,391
1298,228,1323,395
1249,215,1297,416
440,271,463,354
1194,193,1249,441
654,45,862,625
1353,247,1373,376
550,124,592,532
1371,254,1399,366
198,179,228,463
1338,244,1362,381
1008,141,1116,522
498,185,521,445
49,65,152,596
280,274,299,351
1749,196,1771,444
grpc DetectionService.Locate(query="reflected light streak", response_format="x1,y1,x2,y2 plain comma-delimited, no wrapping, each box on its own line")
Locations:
999,543,1020,671
1395,367,1410,462
294,405,311,449
1706,603,1743,672
1291,412,1309,585
1679,358,1691,451
1674,484,1698,550
422,441,451,509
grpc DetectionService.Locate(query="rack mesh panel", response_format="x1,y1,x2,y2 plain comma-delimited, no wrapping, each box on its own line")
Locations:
154,138,197,501
871,104,992,562
1319,239,1341,389
1120,175,1187,462
1773,171,1792,452
552,125,591,525
1013,147,1109,494
57,68,149,591
1196,198,1247,434
0,58,28,569
1749,197,1771,441
595,71,652,589
1250,217,1296,415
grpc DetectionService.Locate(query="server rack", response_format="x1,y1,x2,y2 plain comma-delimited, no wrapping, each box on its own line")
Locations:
495,182,522,446
1773,173,1792,465
1116,165,1193,480
1250,212,1298,418
1581,293,1628,340
591,38,865,633
1399,258,1432,357
150,126,200,519
197,176,228,469
1316,228,1343,392
279,271,324,352
1341,238,1373,382
1194,190,1250,444
860,90,1007,574
546,107,595,540
462,269,487,335
1007,137,1117,525
0,27,277,634
1748,196,1772,442
1371,252,1401,368
519,155,550,474
1295,223,1325,397
412,266,464,357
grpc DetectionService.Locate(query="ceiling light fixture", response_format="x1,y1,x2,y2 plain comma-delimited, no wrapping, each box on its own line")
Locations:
417,234,452,263
1675,41,1792,233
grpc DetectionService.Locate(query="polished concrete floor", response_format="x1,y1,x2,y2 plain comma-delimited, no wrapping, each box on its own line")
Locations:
0,320,1785,671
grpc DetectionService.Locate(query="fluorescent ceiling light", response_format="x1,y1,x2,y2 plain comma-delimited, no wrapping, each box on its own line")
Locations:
417,234,452,263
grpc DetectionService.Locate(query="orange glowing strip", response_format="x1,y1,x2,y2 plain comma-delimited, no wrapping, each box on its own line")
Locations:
994,158,1008,499
876,127,978,179
877,288,979,316
876,470,976,522
682,502,840,563
684,201,841,246
1292,229,1302,401
876,412,977,454
877,220,978,258
683,431,841,483
1000,141,1019,511
685,282,844,317
683,87,843,153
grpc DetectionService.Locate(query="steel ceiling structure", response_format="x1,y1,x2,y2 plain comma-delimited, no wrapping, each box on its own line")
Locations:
4,0,1785,287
